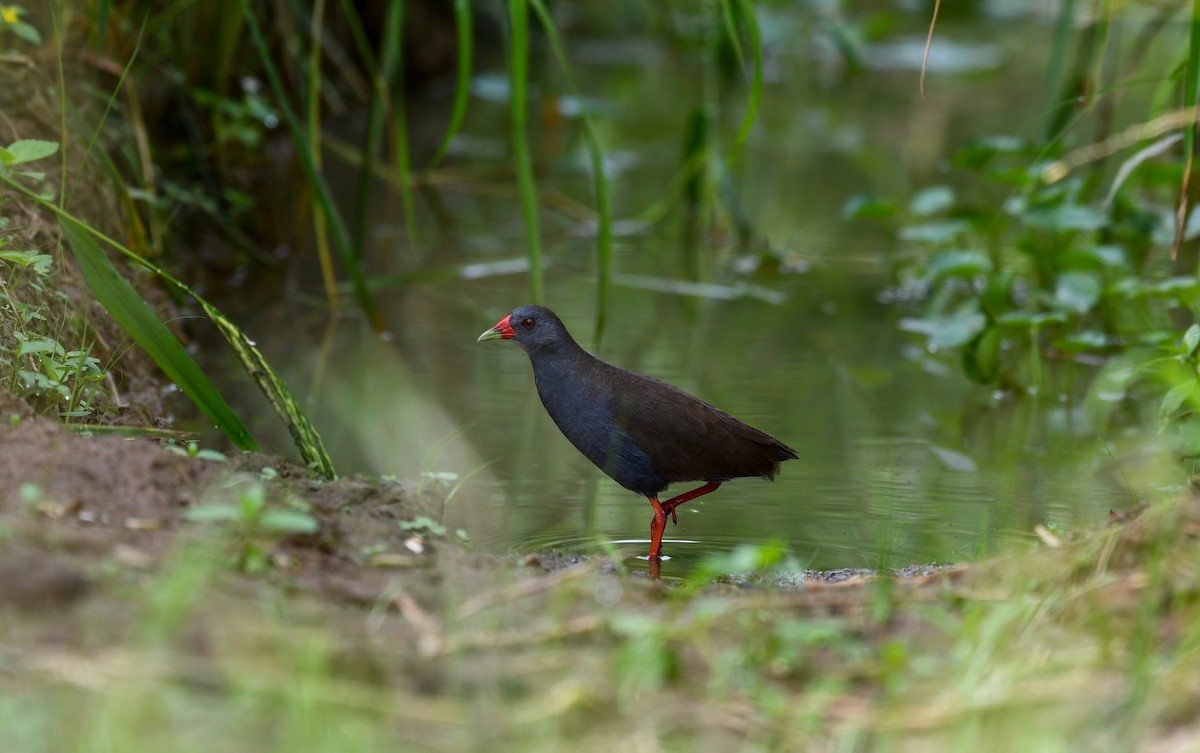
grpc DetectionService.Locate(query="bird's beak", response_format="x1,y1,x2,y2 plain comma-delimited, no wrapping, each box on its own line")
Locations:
477,314,515,342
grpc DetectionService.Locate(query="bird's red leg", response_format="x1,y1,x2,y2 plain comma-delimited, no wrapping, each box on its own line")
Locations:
661,481,721,525
647,496,667,560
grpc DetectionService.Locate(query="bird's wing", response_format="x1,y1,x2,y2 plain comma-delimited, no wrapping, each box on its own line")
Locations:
614,371,791,484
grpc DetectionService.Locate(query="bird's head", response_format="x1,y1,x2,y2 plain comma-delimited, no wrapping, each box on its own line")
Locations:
477,305,574,355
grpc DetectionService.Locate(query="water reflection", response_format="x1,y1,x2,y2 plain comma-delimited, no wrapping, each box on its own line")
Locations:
221,266,1137,576
207,6,1151,576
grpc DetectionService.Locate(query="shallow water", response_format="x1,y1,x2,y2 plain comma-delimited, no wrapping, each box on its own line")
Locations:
207,5,1158,576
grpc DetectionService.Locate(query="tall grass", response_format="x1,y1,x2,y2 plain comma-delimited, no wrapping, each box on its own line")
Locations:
1176,0,1200,260
236,0,383,331
721,0,763,168
378,0,419,259
430,0,474,166
508,0,544,305
527,0,612,347
307,0,339,314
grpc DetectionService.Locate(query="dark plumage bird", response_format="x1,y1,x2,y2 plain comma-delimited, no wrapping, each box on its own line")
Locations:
477,305,797,563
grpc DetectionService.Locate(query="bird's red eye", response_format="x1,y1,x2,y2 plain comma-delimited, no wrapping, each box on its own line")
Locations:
521,318,535,329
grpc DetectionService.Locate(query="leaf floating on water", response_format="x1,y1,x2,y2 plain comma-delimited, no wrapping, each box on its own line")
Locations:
899,220,973,246
613,273,785,305
842,193,896,220
908,185,956,216
928,444,978,473
899,305,986,349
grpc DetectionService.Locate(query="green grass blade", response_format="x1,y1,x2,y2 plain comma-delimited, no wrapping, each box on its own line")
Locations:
726,0,763,166
430,0,474,166
236,0,384,331
339,0,383,256
719,0,746,70
509,0,543,304
1044,0,1077,140
196,296,336,478
58,216,257,452
527,0,612,348
1188,0,1200,172
1177,0,1200,261
305,0,344,314
378,0,419,255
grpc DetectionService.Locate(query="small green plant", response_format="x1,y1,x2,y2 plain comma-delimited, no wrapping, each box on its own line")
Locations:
0,5,40,45
0,245,107,418
12,336,104,416
682,541,799,591
183,479,318,572
609,612,679,699
853,121,1199,450
166,440,228,462
191,85,280,150
0,139,58,199
398,515,469,543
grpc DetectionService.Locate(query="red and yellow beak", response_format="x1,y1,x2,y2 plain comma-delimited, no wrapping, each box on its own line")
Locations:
477,314,515,342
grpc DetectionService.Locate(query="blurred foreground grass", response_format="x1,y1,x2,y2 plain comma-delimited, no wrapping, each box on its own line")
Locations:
2,460,1198,753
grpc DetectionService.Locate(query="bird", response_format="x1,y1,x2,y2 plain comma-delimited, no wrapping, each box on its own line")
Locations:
477,305,797,566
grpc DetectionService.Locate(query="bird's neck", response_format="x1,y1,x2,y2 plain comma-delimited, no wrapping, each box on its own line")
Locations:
527,340,603,402
524,337,590,370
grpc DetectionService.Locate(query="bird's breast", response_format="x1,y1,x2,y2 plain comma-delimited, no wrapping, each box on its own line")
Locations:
531,360,666,496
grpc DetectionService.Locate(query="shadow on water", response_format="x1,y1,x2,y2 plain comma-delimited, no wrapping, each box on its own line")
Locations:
203,4,1151,577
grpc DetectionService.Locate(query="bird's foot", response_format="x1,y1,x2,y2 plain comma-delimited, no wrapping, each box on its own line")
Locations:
648,498,668,561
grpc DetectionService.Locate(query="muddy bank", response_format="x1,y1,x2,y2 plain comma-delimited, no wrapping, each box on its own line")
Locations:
0,384,955,609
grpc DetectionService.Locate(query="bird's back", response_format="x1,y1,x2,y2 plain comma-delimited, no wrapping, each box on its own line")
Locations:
533,348,796,495
606,363,797,484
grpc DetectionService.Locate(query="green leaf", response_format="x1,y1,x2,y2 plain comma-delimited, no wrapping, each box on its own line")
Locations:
183,505,243,524
59,216,257,451
962,326,1001,383
1185,324,1200,358
6,140,58,165
952,135,1027,169
1053,271,1101,313
259,509,319,534
1160,380,1198,420
995,310,1068,329
923,249,992,285
1060,244,1128,270
12,21,41,45
0,147,13,167
842,193,896,220
1054,330,1109,353
980,269,1015,318
909,186,956,216
0,250,53,273
899,304,987,349
1152,277,1200,297
17,339,64,357
899,220,972,246
928,444,978,472
1164,417,1200,455
1024,204,1108,233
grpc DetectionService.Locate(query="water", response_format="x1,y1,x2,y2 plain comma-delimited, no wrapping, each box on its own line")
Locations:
206,5,1151,576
